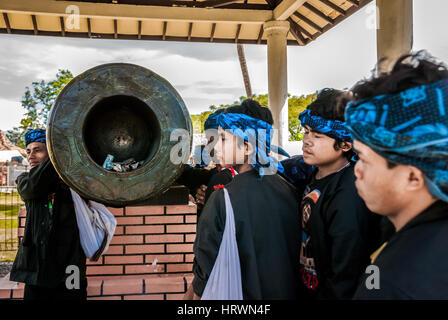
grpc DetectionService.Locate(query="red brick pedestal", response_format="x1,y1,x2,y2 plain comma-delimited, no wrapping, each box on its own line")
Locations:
1,202,197,300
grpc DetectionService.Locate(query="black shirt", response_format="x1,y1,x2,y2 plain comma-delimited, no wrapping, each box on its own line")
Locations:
177,164,217,196
10,158,86,288
177,165,235,218
204,168,234,205
192,169,301,300
299,164,382,300
353,200,448,300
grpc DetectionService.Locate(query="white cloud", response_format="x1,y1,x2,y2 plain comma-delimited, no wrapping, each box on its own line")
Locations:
0,98,25,131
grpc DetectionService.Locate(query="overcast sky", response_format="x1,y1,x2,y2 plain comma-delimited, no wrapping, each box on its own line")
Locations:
1,0,447,131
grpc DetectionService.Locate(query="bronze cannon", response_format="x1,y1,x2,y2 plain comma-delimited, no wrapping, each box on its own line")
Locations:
46,63,192,206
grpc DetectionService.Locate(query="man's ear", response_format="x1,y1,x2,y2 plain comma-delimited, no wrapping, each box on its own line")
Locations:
244,141,255,156
407,166,426,191
340,141,352,152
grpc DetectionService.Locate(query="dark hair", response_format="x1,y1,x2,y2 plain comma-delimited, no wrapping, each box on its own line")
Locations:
351,51,448,101
221,99,273,149
307,88,350,121
307,88,355,160
346,51,448,167
224,99,274,125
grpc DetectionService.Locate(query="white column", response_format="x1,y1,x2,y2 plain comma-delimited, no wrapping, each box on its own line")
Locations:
377,0,413,72
264,20,290,148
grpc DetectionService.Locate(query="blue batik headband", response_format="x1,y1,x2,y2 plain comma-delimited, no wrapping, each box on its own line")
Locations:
24,129,46,146
298,109,354,143
205,112,286,176
345,77,448,201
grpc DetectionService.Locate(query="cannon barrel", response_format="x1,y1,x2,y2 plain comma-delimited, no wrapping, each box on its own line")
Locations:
47,63,192,206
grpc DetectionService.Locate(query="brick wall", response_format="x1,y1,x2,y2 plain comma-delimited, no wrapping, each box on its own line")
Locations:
7,202,197,300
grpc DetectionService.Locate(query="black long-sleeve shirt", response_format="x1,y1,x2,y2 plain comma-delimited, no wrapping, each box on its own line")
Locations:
353,200,448,300
299,164,382,300
10,158,86,287
192,170,301,299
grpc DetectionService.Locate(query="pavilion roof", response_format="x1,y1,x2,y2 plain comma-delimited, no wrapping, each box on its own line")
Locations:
0,0,372,45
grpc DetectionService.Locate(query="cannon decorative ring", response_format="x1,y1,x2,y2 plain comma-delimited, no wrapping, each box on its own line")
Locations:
47,63,192,206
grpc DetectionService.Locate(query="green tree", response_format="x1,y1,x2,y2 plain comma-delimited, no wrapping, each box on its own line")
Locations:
190,93,316,141
6,69,74,148
287,93,316,141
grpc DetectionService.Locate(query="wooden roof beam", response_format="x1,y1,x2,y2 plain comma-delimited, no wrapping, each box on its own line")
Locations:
59,16,65,36
294,19,315,40
302,2,334,25
346,0,359,7
235,23,241,43
162,21,167,40
195,0,241,8
138,20,142,39
210,22,216,42
294,12,323,33
273,0,306,20
187,22,193,40
2,12,11,34
256,24,263,44
87,17,91,37
0,0,273,24
317,0,346,16
264,0,277,9
31,14,38,35
287,17,306,45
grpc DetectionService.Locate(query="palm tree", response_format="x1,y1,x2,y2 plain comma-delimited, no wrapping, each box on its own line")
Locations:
236,44,253,98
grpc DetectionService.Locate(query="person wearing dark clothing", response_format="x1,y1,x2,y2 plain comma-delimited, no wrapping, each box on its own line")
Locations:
298,164,381,300
10,129,86,300
343,53,448,299
279,155,314,197
177,164,236,218
185,99,301,300
354,201,448,299
203,166,236,203
193,170,301,299
177,164,217,197
297,89,381,299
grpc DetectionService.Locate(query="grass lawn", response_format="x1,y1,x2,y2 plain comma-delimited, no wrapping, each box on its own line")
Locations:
0,191,22,262
0,250,17,262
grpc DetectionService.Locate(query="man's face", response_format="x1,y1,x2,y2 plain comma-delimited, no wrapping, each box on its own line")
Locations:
26,142,49,168
302,125,344,167
353,139,409,216
213,127,247,167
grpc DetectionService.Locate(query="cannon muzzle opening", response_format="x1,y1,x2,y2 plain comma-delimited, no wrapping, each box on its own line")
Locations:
47,63,192,206
83,95,161,168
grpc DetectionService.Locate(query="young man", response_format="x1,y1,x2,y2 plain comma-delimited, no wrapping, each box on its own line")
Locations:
9,129,87,300
194,100,293,210
185,100,301,300
297,89,381,300
177,108,237,217
345,53,448,299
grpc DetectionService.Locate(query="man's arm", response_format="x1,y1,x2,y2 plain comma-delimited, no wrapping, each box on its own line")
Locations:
176,164,215,191
16,158,59,201
279,155,314,186
322,182,375,299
